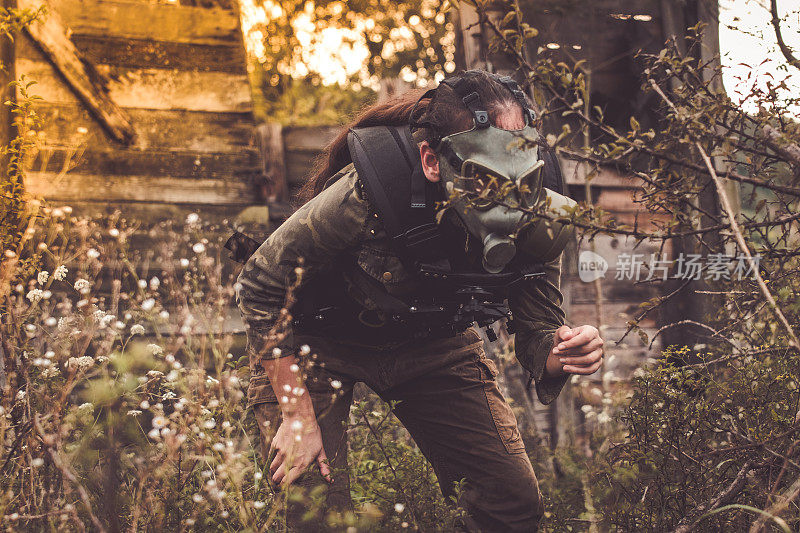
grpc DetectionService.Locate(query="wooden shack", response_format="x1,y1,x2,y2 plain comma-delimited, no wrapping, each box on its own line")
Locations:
18,0,263,223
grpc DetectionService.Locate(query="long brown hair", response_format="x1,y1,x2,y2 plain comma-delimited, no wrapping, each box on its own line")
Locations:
297,70,529,205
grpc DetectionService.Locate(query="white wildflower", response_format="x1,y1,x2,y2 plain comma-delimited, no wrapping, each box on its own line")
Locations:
140,400,150,409
26,289,44,303
152,416,168,429
127,410,142,417
192,242,206,254
146,343,163,355
78,402,93,412
53,265,68,280
330,380,342,390
109,228,120,238
137,279,147,289
74,279,90,292
192,493,203,503
147,428,160,440
149,277,160,289
67,356,94,371
204,419,216,429
394,503,405,513
41,367,59,379
159,310,170,320
253,501,265,510
45,350,55,359
37,271,49,285
212,442,225,452
186,213,200,224
141,298,155,311
299,344,311,356
87,248,100,259
44,316,57,328
42,290,52,300
180,258,190,268
31,458,44,468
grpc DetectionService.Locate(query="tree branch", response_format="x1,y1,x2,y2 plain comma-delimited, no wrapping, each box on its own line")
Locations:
769,0,800,72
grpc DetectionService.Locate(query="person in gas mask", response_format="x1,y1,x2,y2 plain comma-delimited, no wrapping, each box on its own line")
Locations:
235,69,604,531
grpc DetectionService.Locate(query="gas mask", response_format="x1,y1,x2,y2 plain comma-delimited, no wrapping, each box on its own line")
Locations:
436,124,576,273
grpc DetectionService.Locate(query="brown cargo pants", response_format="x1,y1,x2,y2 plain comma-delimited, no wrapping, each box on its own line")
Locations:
251,328,544,532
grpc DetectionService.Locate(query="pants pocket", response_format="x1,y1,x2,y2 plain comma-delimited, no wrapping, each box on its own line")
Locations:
477,358,527,454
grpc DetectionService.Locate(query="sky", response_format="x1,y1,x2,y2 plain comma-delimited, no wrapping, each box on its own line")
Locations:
719,0,800,112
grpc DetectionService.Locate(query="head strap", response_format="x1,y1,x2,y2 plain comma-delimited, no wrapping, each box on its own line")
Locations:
408,70,538,144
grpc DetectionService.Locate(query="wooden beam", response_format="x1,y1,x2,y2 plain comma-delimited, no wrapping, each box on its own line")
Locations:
47,0,242,46
26,171,254,205
33,103,255,152
20,0,135,144
254,122,288,202
17,58,252,112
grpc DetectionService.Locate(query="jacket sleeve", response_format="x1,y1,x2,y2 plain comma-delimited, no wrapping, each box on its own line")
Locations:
235,165,369,363
508,255,568,405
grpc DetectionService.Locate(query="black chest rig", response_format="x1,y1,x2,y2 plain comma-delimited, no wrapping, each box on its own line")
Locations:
331,123,565,342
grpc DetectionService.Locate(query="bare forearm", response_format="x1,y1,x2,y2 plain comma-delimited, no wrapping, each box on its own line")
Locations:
262,356,315,420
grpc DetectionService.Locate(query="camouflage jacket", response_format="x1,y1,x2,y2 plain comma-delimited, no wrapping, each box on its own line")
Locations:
235,163,569,406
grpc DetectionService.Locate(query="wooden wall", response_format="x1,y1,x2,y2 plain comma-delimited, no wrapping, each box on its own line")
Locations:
19,0,262,219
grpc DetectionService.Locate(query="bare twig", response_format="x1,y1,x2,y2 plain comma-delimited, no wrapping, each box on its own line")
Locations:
33,415,108,533
673,460,754,533
749,474,800,533
769,0,800,72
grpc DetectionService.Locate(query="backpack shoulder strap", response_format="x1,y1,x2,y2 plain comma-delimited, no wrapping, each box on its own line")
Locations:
541,147,567,197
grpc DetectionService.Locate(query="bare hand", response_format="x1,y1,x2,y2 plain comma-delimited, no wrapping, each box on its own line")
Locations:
547,324,604,376
269,415,331,487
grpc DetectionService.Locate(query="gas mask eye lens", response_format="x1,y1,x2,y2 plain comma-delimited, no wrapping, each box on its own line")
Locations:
517,163,544,205
456,163,509,210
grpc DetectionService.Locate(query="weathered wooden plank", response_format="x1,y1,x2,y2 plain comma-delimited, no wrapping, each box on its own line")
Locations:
48,0,243,46
33,103,255,152
561,158,644,188
55,200,268,228
17,58,252,112
71,34,246,73
254,122,289,202
26,171,256,205
25,147,259,178
283,125,339,151
20,0,135,143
